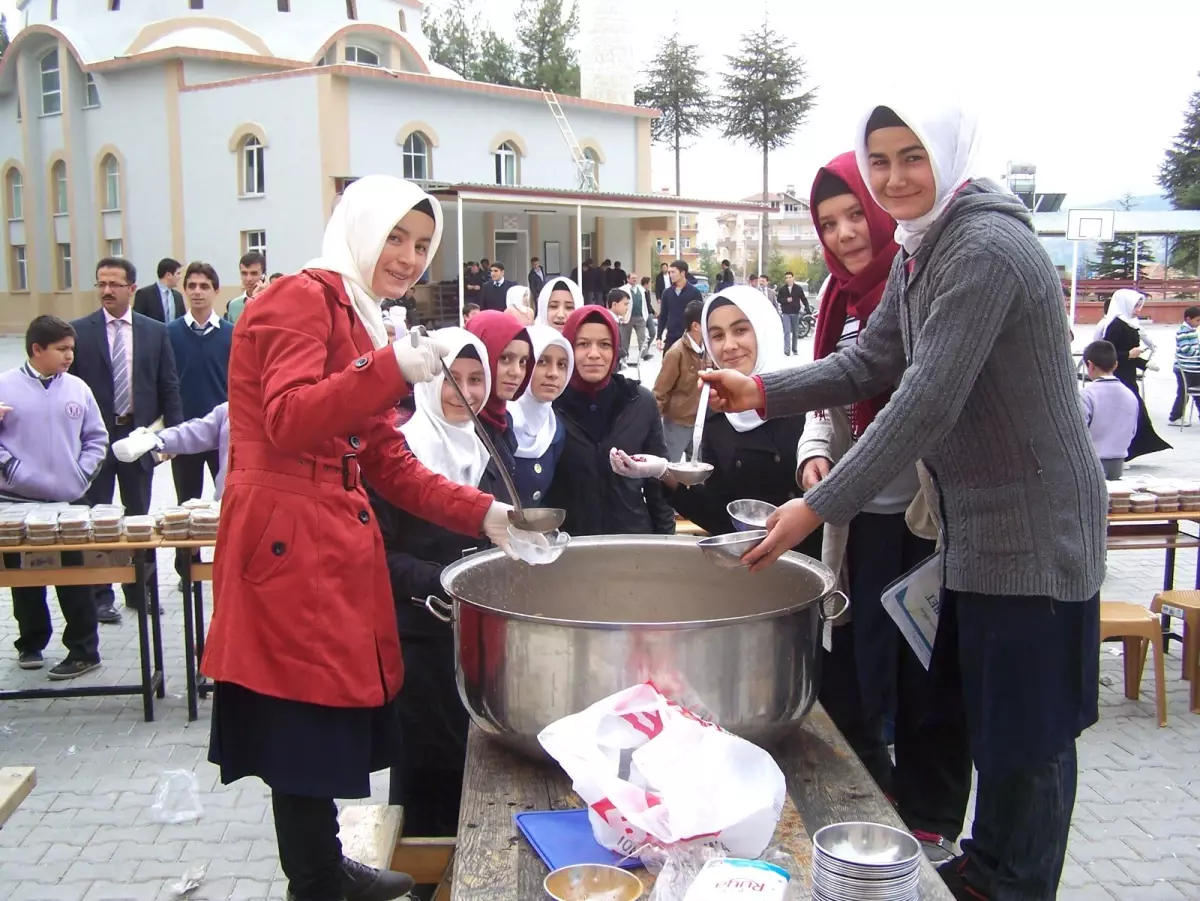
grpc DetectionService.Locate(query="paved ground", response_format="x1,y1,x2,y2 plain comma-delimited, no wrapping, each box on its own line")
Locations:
0,325,1197,900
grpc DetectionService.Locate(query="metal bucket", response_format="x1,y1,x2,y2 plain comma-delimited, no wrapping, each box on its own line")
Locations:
431,535,844,760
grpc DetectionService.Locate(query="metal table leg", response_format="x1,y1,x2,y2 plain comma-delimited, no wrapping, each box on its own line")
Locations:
134,555,155,722
146,551,165,699
180,553,198,722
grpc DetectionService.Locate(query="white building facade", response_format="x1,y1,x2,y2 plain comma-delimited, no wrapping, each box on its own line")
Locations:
0,0,662,327
716,188,821,276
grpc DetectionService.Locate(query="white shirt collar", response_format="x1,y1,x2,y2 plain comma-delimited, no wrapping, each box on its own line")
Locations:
103,307,133,325
184,310,222,330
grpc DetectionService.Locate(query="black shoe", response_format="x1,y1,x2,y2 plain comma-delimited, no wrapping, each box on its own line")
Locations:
18,651,44,670
96,603,122,624
47,659,101,681
125,600,162,615
937,856,990,900
342,857,415,901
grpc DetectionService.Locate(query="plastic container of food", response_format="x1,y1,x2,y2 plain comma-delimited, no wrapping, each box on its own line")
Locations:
123,515,156,539
189,509,220,526
90,506,125,527
24,510,60,533
182,498,214,510
1128,492,1158,513
161,507,191,525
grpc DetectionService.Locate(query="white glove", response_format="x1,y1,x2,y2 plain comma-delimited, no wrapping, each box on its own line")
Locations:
392,331,450,383
482,500,519,560
112,427,162,463
1146,361,1160,372
609,447,668,479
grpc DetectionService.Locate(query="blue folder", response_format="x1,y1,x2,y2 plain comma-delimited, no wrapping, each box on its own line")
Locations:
513,809,640,871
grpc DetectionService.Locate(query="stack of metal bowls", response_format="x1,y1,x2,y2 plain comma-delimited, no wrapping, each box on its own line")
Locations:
811,822,922,901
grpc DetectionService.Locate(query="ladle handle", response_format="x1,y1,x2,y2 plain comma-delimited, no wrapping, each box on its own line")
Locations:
691,381,710,464
410,327,526,519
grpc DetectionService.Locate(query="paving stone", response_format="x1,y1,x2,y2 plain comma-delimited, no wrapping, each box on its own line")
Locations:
1057,888,1118,901
1086,859,1139,885
10,884,89,901
1074,817,1153,841
82,881,169,901
1107,882,1191,900
1070,837,1146,864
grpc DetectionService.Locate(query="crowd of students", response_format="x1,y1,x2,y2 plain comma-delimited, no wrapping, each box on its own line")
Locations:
2,91,1130,901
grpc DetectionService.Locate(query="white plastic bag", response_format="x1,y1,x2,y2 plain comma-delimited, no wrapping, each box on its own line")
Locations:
150,770,204,824
537,683,786,862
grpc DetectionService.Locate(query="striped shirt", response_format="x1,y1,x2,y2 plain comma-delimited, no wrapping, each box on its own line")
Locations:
1175,323,1200,373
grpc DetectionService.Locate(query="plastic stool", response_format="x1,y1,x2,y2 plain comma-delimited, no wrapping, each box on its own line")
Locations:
1099,602,1167,726
1151,590,1200,713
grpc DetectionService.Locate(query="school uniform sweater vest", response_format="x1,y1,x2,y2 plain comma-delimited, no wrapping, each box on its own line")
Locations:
168,320,232,421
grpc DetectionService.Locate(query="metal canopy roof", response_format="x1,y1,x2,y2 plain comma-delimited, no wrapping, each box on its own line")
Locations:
425,183,769,217
1032,210,1200,236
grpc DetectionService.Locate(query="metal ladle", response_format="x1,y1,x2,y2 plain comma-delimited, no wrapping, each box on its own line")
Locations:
409,327,566,533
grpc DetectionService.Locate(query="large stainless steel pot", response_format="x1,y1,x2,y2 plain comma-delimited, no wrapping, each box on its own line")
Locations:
430,535,844,761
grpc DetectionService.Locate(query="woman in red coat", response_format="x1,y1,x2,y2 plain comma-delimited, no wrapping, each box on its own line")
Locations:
201,175,513,901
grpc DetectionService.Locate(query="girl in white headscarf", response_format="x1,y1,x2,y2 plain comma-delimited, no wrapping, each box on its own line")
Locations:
203,175,513,901
535,276,585,331
699,98,1107,901
509,324,573,506
369,327,497,839
609,286,821,557
505,283,535,326
1094,288,1169,459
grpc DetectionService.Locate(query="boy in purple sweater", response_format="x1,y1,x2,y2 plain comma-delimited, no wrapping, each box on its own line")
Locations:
0,316,108,679
1081,340,1139,480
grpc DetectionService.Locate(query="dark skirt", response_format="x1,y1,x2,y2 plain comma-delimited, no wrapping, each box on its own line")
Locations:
1116,368,1171,460
209,680,403,799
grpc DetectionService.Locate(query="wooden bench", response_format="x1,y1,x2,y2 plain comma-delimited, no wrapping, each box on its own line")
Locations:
0,767,36,829
337,803,455,901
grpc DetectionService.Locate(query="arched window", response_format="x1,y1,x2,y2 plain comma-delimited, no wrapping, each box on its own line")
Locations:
402,133,429,181
40,49,62,116
345,45,380,67
495,141,519,186
101,155,121,211
51,160,68,215
5,168,23,220
84,74,101,109
240,136,265,196
582,147,600,188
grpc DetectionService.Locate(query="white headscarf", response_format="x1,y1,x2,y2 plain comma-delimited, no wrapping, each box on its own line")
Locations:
305,175,443,349
507,284,532,312
535,276,585,328
399,328,491,487
1094,288,1145,341
509,325,574,460
855,99,983,254
702,285,785,433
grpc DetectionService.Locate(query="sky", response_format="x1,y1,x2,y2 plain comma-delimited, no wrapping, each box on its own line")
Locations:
2,0,1196,212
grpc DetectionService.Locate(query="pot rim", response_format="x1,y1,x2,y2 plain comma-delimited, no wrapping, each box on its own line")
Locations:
439,534,838,629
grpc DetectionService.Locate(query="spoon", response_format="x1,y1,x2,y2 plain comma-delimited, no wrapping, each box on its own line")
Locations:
410,328,566,533
665,380,713,486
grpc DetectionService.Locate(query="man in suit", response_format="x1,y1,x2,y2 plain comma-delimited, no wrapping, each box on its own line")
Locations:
132,258,185,324
479,262,517,312
654,262,670,300
72,257,184,622
610,260,628,292
528,256,546,299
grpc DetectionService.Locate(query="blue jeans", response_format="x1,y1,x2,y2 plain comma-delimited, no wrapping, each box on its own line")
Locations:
781,313,799,355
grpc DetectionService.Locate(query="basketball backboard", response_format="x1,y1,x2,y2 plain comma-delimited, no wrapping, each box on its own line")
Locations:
1066,208,1115,242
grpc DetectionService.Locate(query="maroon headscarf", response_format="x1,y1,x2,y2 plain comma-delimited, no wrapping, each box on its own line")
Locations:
810,151,901,437
466,311,531,431
562,305,620,397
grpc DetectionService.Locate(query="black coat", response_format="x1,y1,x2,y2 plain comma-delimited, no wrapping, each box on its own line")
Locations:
69,310,184,470
529,267,547,298
547,374,676,536
777,283,810,315
666,411,823,559
132,284,185,323
716,268,735,290
610,268,628,290
479,278,517,312
1102,318,1171,460
655,272,670,299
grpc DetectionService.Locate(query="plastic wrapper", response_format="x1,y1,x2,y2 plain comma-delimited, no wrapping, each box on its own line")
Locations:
162,507,191,525
648,845,800,901
24,509,60,533
123,515,156,539
182,498,214,510
190,508,220,526
171,864,207,896
150,770,204,824
508,527,568,565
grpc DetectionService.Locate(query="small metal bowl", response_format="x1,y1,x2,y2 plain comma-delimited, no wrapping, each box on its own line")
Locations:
813,821,922,869
696,530,767,569
543,863,643,901
727,499,777,532
666,461,714,486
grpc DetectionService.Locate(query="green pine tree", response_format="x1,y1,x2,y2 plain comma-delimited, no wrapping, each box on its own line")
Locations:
720,20,817,261
635,33,714,196
1089,194,1156,281
0,15,9,61
807,247,829,296
697,243,720,287
766,238,788,287
424,0,519,86
1158,73,1200,273
515,0,580,96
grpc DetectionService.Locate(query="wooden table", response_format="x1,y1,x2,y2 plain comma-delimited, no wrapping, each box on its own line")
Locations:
0,539,165,720
452,709,953,900
1107,510,1200,650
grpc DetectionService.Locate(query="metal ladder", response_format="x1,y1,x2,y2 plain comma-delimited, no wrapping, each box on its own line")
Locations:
542,88,598,191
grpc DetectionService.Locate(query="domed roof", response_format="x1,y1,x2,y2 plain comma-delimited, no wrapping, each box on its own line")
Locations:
138,26,269,58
